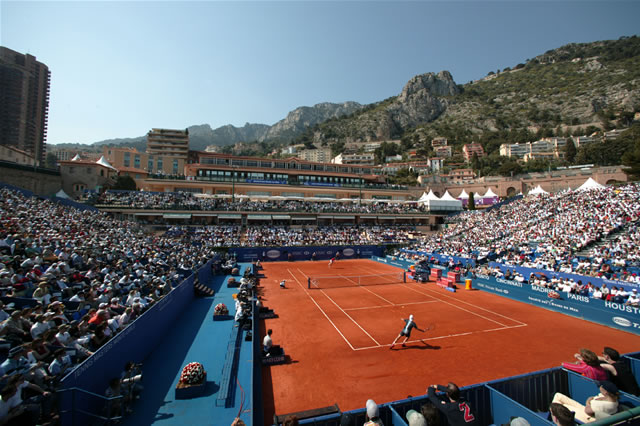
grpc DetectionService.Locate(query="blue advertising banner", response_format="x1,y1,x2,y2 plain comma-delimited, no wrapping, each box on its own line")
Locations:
473,274,640,335
303,182,341,187
230,245,384,262
488,262,640,292
372,256,415,270
244,179,287,185
401,249,476,267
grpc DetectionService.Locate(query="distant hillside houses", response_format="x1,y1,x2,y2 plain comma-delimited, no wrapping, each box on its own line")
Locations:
500,130,627,162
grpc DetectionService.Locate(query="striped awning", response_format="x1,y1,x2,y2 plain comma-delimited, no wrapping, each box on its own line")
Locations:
162,213,192,219
218,214,242,219
247,215,272,220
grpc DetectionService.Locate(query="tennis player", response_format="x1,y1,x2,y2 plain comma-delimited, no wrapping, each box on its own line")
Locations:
279,279,286,289
390,315,425,349
328,257,335,268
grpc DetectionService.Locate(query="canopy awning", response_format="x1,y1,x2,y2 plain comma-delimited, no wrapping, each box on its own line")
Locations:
292,216,316,220
272,215,291,220
218,214,242,219
247,214,271,220
162,213,192,219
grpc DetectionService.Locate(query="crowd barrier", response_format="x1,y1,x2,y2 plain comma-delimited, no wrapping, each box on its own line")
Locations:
229,245,384,262
489,262,640,292
58,259,214,425
300,365,640,426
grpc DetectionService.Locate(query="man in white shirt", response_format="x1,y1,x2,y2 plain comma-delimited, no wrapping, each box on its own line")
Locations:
263,329,273,356
626,289,640,307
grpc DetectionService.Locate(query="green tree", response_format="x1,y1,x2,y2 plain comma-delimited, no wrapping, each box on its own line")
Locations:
564,137,577,164
45,153,58,169
468,192,476,210
471,152,480,171
112,175,137,191
621,124,640,180
498,160,523,177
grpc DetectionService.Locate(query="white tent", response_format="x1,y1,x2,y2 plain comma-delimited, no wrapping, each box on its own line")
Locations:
422,190,462,211
55,189,71,199
576,177,605,192
417,190,440,205
482,188,499,198
457,189,469,200
416,191,430,203
96,156,118,171
71,154,82,161
527,185,548,196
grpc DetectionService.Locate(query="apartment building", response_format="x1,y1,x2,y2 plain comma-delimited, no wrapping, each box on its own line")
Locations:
434,145,452,158
462,143,485,162
332,153,375,165
147,128,189,160
0,47,51,165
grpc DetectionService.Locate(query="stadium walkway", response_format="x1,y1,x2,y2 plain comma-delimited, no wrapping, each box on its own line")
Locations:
122,265,254,426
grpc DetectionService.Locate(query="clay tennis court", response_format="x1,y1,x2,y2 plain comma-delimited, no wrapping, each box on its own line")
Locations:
260,259,640,423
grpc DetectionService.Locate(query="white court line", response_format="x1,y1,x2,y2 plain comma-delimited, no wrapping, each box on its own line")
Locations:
350,263,524,328
286,268,356,351
336,274,396,306
344,300,439,311
405,281,528,327
354,324,528,351
297,268,381,347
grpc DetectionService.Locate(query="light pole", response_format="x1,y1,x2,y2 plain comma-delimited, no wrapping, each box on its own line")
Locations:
231,166,236,203
359,174,362,206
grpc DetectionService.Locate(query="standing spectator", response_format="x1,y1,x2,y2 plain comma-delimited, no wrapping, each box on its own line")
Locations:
426,382,477,426
599,347,640,396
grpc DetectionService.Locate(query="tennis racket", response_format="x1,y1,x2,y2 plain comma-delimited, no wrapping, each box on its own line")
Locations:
424,323,436,332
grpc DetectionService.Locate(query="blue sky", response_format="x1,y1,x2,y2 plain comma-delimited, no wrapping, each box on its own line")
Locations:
2,1,639,145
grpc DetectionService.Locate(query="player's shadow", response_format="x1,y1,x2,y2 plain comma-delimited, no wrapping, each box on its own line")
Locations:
400,341,441,350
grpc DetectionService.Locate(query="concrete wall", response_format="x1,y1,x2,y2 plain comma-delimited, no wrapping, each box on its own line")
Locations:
0,162,62,196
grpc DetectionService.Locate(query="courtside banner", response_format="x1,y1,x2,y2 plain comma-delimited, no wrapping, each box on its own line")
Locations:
372,255,415,270
401,249,476,267
474,274,640,335
229,245,383,262
488,262,640,292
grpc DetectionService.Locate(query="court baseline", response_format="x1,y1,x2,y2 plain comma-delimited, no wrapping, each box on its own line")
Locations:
292,264,528,351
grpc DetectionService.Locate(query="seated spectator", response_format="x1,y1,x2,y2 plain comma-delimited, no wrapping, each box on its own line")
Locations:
549,403,574,426
364,399,383,426
552,381,619,423
625,289,640,307
47,348,72,379
426,382,477,425
562,349,607,381
420,401,441,426
405,409,427,426
599,346,640,396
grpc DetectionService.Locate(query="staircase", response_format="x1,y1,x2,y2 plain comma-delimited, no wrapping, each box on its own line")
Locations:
575,226,627,257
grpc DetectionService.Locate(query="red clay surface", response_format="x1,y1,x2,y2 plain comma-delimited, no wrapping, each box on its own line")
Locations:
260,259,640,424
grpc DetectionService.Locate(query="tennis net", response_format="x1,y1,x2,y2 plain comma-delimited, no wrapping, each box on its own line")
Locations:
307,272,406,289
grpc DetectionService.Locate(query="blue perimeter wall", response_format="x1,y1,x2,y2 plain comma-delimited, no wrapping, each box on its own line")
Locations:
373,256,640,335
58,260,213,425
488,262,640,292
230,245,384,262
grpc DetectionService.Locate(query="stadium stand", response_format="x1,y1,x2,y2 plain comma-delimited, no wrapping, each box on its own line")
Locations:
2,179,640,425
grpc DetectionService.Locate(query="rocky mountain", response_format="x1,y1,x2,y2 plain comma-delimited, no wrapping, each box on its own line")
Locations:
86,102,363,151
306,36,640,155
